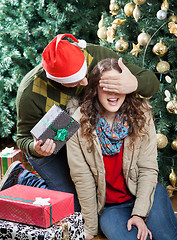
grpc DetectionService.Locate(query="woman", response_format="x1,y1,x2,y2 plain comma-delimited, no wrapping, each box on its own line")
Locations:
66,58,177,240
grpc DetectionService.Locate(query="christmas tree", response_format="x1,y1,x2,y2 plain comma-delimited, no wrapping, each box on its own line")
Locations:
0,0,109,140
97,0,177,187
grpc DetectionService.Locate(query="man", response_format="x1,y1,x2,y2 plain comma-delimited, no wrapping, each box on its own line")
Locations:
0,34,159,212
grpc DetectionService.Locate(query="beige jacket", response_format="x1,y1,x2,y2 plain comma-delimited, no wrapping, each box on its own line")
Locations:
66,107,159,236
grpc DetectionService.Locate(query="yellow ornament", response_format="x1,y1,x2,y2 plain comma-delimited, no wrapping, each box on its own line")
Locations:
97,27,107,40
115,36,129,52
171,139,177,151
156,133,168,149
130,43,142,57
110,2,120,15
124,3,134,16
133,5,141,22
166,100,177,114
161,0,169,11
152,39,168,57
107,27,115,43
168,22,177,37
169,168,177,187
169,13,177,23
133,0,146,5
98,15,104,28
137,31,151,46
156,60,170,74
175,83,177,91
112,19,126,29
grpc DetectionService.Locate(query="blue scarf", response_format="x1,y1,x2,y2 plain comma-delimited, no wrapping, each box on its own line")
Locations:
96,114,129,156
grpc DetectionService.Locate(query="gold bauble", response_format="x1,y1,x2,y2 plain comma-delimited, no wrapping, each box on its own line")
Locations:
171,139,177,151
175,83,177,91
161,0,169,11
166,100,177,114
169,13,177,23
137,31,151,46
133,0,146,5
124,3,134,16
115,36,129,52
98,15,104,28
156,60,170,74
169,168,177,187
156,133,168,149
133,5,141,22
110,2,120,15
152,39,168,57
97,27,107,40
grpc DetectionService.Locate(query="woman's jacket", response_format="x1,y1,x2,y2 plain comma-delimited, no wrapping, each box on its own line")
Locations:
66,107,159,236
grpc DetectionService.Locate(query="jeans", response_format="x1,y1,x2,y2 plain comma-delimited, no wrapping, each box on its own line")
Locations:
99,183,177,240
18,146,81,212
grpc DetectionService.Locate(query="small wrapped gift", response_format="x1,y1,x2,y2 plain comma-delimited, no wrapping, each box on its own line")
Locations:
0,212,84,240
30,104,80,154
0,147,22,178
0,185,74,228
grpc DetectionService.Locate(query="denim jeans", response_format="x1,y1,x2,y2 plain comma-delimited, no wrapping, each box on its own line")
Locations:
99,183,177,240
18,146,81,212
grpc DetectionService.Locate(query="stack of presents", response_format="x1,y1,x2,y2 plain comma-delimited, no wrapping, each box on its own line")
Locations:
0,105,84,239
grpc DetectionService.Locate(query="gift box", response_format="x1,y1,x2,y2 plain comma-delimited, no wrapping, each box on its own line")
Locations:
0,147,22,178
0,212,84,240
0,185,74,228
30,104,80,154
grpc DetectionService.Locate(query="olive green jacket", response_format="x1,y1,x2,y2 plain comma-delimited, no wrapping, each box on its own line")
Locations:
16,43,159,157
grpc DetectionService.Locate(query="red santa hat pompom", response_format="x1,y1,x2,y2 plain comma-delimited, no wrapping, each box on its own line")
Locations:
42,34,87,84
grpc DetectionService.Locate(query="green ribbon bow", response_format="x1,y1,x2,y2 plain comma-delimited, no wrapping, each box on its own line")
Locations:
42,118,74,141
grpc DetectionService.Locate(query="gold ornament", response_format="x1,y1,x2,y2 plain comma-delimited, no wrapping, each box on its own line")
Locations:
133,0,146,5
166,100,177,114
137,31,151,46
161,0,169,11
107,27,115,43
168,22,177,37
156,60,170,74
171,139,177,151
133,5,141,22
130,43,142,57
98,15,104,28
156,133,168,149
97,27,107,40
169,13,177,23
109,2,120,16
115,36,129,52
124,3,134,16
112,19,126,29
152,39,168,57
175,83,177,91
169,167,177,187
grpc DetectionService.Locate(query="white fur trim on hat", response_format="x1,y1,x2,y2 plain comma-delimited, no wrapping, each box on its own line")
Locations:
46,59,87,84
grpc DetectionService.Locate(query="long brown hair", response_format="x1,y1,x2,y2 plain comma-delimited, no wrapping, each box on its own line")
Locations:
80,58,152,151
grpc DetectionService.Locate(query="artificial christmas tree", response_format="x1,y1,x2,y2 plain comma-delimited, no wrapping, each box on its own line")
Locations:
97,0,177,186
0,0,109,141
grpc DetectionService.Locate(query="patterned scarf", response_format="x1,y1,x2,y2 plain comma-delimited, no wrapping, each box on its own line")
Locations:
96,114,129,156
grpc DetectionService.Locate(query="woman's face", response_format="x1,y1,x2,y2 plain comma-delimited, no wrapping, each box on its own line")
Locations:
97,69,126,115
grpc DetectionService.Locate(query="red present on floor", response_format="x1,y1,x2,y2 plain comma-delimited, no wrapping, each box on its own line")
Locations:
0,147,23,178
0,185,74,228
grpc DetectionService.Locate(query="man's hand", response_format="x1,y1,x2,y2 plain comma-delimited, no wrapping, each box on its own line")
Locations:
33,137,56,156
85,232,94,240
99,58,138,94
127,216,152,240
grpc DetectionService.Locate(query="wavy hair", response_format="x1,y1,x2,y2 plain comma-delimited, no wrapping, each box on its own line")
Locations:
80,58,152,151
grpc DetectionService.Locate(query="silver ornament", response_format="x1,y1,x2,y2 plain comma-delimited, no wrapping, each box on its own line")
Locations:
157,10,167,20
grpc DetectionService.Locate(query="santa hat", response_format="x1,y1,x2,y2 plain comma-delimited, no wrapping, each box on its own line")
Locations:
42,34,87,84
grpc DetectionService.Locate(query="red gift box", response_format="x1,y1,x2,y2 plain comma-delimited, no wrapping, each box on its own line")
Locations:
0,148,22,178
0,185,74,228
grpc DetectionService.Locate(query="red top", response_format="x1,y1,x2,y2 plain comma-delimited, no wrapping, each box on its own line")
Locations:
103,145,132,204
